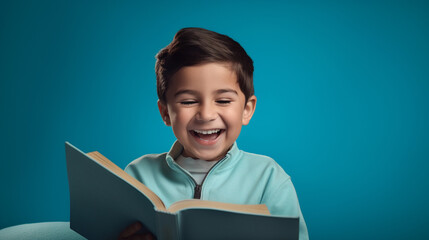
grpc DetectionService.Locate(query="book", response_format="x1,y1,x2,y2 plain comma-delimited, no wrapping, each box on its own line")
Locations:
65,142,299,240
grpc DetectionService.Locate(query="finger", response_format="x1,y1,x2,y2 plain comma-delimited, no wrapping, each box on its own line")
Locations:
146,233,155,240
127,233,154,240
118,222,143,239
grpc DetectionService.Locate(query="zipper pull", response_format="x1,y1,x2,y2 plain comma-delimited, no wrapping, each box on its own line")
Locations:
194,184,202,199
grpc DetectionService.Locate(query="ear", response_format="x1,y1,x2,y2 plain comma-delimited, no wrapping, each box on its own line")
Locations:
242,95,257,125
157,100,171,126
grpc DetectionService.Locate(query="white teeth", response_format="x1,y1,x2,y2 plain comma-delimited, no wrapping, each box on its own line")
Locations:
193,129,221,135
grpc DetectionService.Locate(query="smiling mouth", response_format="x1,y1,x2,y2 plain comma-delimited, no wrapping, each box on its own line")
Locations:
190,129,224,142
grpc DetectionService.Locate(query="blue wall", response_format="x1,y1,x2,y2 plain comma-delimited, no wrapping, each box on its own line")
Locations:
1,0,428,239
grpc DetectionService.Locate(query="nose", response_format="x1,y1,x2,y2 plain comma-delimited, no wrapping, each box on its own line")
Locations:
196,102,217,122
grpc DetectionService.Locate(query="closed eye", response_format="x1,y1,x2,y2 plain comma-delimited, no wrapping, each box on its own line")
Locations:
180,101,197,105
216,100,231,105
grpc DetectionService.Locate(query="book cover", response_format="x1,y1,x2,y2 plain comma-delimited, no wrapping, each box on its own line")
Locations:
65,142,299,240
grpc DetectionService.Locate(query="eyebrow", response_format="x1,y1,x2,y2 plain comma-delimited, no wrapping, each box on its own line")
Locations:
216,89,238,95
174,88,238,97
174,89,198,98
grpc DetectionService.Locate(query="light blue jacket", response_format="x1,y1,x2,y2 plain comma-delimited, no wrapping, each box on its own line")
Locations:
125,141,309,240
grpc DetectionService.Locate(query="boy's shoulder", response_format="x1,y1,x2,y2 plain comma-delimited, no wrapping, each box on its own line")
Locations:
126,153,167,168
235,148,291,179
126,141,182,169
239,149,276,163
238,149,282,167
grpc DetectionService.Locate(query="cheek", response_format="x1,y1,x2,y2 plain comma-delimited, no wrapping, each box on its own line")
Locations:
223,107,244,127
171,109,193,126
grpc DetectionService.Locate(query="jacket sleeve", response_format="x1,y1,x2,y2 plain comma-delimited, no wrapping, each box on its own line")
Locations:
261,178,309,240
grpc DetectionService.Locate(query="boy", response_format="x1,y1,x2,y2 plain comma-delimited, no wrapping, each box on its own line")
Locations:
119,28,309,240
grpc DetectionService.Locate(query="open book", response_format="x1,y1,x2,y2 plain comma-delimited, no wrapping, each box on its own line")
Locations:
65,142,299,240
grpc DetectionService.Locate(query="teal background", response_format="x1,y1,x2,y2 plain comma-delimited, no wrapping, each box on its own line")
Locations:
1,0,428,239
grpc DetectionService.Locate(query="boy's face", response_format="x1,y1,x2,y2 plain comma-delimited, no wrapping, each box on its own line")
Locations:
158,63,256,161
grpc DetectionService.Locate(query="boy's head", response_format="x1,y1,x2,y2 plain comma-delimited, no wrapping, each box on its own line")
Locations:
155,27,254,104
156,28,257,161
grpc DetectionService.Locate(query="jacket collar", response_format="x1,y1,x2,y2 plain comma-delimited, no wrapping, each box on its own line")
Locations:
165,140,241,172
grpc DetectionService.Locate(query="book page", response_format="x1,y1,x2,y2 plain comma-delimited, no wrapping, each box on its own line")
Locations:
86,151,166,211
167,199,270,215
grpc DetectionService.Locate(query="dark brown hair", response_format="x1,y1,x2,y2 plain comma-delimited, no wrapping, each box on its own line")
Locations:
155,27,254,104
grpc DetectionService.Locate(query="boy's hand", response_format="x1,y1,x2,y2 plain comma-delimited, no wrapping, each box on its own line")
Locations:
118,221,155,240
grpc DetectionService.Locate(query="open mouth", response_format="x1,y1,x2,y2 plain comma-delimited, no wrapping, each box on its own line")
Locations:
190,129,225,142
